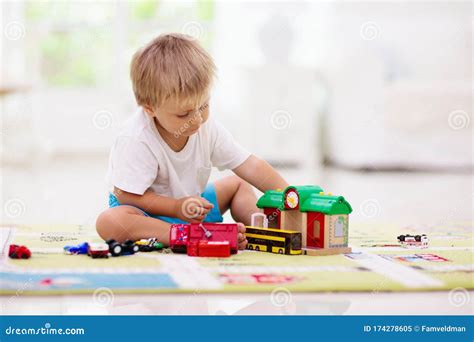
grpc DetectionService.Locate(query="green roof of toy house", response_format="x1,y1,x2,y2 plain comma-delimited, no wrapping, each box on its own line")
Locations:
256,189,284,209
300,194,352,215
256,185,323,209
256,185,352,215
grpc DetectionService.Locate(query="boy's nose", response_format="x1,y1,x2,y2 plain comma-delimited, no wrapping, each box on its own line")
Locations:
194,112,203,122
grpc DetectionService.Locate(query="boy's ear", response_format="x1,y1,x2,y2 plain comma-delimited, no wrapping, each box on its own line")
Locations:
142,104,155,117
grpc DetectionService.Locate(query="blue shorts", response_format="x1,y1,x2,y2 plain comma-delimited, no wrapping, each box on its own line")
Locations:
108,183,223,224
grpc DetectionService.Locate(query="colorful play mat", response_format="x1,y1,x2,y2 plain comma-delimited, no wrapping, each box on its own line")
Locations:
0,222,472,295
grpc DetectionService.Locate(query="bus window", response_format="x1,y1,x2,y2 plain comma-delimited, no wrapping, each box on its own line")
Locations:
291,234,301,250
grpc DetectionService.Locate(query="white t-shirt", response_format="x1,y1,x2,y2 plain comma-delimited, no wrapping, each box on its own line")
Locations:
106,108,250,198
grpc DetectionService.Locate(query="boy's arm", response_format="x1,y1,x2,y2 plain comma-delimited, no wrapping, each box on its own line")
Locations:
232,155,288,192
114,187,213,223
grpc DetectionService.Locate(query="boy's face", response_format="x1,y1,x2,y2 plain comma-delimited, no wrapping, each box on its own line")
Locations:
144,98,210,138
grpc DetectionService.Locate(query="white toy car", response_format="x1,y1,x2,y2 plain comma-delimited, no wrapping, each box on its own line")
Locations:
397,234,429,248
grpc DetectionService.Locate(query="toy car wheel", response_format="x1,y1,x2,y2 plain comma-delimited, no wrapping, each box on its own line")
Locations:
397,235,406,241
111,244,122,256
248,245,253,250
278,249,283,254
132,245,139,253
255,246,260,251
415,235,421,242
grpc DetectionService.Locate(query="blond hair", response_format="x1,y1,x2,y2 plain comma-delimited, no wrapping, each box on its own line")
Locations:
130,33,216,109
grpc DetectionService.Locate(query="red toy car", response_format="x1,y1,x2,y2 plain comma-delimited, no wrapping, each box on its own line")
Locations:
87,243,109,258
197,241,231,257
9,244,31,259
187,240,231,257
170,223,238,254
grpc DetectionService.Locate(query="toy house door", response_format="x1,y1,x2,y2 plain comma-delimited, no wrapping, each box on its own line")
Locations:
307,213,324,248
264,208,280,228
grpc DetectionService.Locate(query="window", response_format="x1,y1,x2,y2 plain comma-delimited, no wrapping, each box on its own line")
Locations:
312,221,320,239
7,1,215,87
334,217,345,237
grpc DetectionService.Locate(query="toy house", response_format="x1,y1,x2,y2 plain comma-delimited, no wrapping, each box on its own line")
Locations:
256,185,352,256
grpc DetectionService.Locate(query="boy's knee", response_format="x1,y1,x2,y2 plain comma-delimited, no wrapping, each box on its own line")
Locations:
96,209,114,239
96,207,127,239
96,210,111,228
96,206,145,240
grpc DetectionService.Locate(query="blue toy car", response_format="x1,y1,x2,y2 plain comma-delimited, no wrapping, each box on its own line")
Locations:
64,242,89,255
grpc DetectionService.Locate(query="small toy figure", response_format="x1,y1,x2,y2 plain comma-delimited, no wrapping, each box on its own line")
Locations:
106,239,139,256
397,234,429,248
63,242,89,255
87,243,110,258
135,238,164,252
8,244,31,259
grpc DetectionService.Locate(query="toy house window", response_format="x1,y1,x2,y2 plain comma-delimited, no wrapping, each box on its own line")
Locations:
335,219,344,237
313,222,320,238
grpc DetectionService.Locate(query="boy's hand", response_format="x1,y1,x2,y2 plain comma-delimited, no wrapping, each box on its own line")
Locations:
237,222,247,250
175,196,214,223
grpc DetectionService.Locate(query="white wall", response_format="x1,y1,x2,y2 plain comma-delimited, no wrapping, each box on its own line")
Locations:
322,1,472,169
2,1,472,171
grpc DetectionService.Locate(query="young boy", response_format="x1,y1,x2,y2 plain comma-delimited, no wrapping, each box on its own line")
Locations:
96,33,288,249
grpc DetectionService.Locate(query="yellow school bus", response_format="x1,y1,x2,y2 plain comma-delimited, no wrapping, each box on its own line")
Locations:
245,226,302,255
